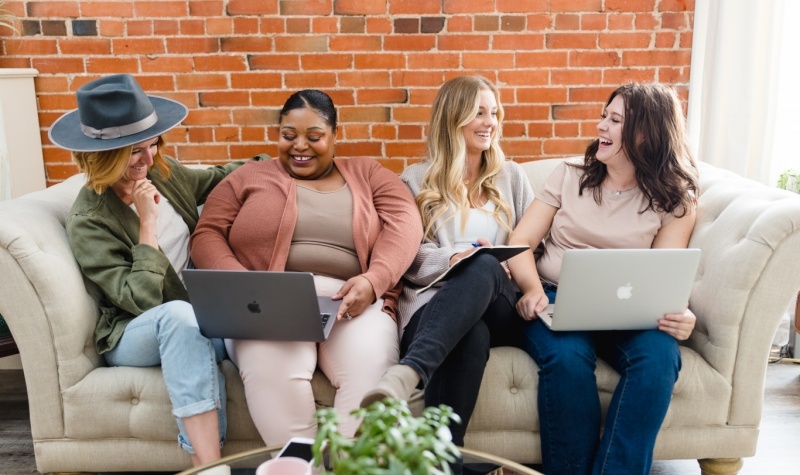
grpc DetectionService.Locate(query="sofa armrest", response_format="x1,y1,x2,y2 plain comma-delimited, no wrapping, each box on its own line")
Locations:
686,162,800,425
0,174,102,440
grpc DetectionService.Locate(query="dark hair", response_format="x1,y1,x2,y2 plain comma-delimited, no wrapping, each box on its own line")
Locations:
576,82,698,216
279,89,337,130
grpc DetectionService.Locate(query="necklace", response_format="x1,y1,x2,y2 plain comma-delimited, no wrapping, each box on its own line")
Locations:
612,186,636,196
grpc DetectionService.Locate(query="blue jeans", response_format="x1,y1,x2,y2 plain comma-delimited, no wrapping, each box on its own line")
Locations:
523,318,681,475
401,254,524,450
104,300,227,454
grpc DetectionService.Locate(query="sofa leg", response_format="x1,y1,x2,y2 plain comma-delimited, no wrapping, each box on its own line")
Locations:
698,458,743,475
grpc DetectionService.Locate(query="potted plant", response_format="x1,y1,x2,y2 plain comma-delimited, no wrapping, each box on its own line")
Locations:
311,398,461,475
0,0,18,34
777,168,800,194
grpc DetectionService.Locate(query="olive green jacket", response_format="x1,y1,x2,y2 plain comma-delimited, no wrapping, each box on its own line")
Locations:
66,156,258,353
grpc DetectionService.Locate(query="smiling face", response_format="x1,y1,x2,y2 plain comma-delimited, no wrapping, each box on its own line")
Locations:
596,95,628,164
462,88,498,161
117,136,159,185
278,107,336,180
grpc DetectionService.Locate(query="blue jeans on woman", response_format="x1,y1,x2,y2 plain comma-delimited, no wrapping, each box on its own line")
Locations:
400,253,524,449
104,300,227,454
522,311,681,475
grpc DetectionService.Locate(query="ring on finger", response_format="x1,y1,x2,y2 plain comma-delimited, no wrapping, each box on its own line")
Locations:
345,312,352,320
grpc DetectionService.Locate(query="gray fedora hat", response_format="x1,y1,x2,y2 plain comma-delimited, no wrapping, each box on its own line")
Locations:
48,74,188,152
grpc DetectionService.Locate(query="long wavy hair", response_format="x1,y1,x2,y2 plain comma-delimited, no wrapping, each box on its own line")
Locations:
416,76,513,241
73,136,171,194
575,82,698,216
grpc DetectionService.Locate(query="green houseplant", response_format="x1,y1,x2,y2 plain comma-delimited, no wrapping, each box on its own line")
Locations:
777,169,800,194
311,398,461,475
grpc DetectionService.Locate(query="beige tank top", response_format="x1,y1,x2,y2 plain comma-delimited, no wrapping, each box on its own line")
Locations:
285,184,361,281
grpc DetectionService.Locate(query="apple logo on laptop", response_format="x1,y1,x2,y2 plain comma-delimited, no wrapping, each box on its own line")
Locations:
617,283,633,300
247,300,262,313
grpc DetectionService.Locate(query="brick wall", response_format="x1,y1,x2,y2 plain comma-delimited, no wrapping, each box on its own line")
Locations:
0,0,695,185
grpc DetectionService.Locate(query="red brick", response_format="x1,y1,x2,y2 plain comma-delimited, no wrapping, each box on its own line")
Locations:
339,106,390,123
660,0,694,11
195,55,248,72
2,39,58,55
555,14,580,30
330,35,382,51
342,124,370,140
341,17,366,33
136,1,189,18
603,67,656,84
502,122,526,138
443,0,494,14
59,38,111,55
139,56,194,73
366,17,392,34
326,90,357,106
384,35,436,51
206,18,232,35
279,0,332,16
260,18,286,34
312,17,339,33
242,127,267,142
176,144,230,161
543,138,591,155
301,53,353,70
111,38,164,55
178,19,204,35
530,122,557,137
447,16,473,32
568,86,615,102
286,17,310,34
36,92,78,111
475,15,499,31
231,72,283,89
27,1,80,17
659,67,690,84
608,13,635,30
252,91,293,107
176,74,229,91
407,53,460,70
582,13,607,30
45,162,81,181
228,0,279,15
230,145,271,161
354,53,405,70
598,32,651,49
622,49,691,66
334,0,386,15
554,121,581,136
497,0,548,13
188,127,215,143
493,34,545,50
606,0,656,12
552,69,601,85
98,19,126,36
504,104,550,121
285,72,337,89
570,51,622,68
463,52,515,69
34,76,70,93
190,1,225,16
391,105,431,124
655,32,678,48
200,91,251,107
338,71,391,88
515,51,568,68
186,108,234,126
385,141,426,158
398,125,423,140
497,70,549,87
275,35,327,52
221,37,272,53
517,87,569,103
389,0,441,14
167,37,220,54
126,20,154,36
502,139,542,157
336,141,382,157
392,71,447,88
527,13,554,30
635,13,659,30
32,57,85,74
376,158,406,174
550,0,602,12
233,108,281,127
234,17,261,34
248,54,301,71
372,124,397,140
439,35,490,51
546,32,597,49
358,88,408,104
661,12,691,29
82,2,134,17
86,57,138,73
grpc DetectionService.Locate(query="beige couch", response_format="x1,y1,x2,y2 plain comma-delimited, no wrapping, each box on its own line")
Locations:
2,158,799,474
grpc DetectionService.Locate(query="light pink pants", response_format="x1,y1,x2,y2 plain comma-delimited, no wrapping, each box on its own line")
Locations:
225,275,399,446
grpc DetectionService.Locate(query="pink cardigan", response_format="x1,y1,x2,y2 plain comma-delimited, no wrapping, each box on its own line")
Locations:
190,156,423,319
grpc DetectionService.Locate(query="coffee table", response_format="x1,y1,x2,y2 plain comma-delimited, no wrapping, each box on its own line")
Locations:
178,445,543,475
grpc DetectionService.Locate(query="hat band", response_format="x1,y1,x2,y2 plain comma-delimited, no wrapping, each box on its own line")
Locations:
80,111,158,140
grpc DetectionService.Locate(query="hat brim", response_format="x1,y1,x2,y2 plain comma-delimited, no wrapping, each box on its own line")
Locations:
48,95,188,152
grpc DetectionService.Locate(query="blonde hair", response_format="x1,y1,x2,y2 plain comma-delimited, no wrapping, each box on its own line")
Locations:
72,136,172,194
416,76,512,241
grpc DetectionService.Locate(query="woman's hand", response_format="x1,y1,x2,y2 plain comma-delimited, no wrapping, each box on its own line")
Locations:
132,179,161,248
448,237,492,266
332,275,376,320
516,290,550,321
658,308,696,340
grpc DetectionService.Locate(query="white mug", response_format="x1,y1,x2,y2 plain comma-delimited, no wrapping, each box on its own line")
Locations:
255,457,312,475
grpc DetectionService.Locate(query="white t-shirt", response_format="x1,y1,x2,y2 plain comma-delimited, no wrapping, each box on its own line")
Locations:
452,201,500,252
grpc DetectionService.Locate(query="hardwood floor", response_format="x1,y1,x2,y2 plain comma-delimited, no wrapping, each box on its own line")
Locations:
1,360,798,474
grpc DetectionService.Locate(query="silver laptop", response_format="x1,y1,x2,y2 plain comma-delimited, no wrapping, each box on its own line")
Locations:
538,248,701,331
183,269,340,341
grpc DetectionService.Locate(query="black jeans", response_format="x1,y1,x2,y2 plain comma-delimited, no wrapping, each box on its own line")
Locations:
400,253,524,448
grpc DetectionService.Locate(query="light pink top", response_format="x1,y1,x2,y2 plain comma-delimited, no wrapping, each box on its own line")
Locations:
536,159,679,284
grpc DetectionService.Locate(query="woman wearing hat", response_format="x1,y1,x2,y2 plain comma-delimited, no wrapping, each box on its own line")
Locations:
50,74,250,465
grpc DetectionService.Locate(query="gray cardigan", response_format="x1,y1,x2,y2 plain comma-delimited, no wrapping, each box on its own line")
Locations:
397,160,534,332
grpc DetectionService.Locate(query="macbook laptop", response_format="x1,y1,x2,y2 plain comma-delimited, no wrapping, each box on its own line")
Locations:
538,248,701,331
183,269,340,341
